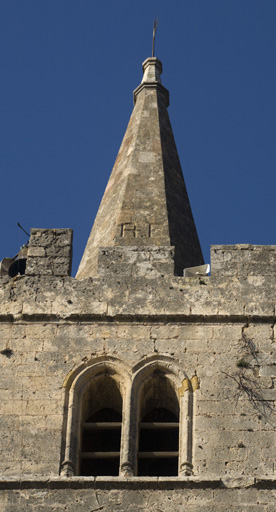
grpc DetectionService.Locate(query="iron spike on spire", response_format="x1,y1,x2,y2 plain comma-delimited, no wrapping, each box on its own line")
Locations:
152,16,158,57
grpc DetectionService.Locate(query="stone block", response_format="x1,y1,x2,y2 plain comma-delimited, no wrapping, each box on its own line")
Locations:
98,246,175,277
25,228,73,277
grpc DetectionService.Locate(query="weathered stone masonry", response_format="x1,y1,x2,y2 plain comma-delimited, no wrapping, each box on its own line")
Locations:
1,234,276,510
1,56,276,511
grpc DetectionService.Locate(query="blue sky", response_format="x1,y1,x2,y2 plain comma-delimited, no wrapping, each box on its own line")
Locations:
1,1,276,276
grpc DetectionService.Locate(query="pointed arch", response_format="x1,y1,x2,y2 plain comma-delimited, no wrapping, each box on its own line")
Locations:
60,356,131,477
129,355,193,476
132,354,188,388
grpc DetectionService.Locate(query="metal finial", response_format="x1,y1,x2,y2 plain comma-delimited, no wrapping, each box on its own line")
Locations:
152,16,158,57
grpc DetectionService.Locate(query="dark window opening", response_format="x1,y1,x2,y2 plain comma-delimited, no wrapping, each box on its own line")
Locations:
80,457,120,477
80,407,122,476
137,374,179,477
79,374,122,476
138,457,178,477
82,407,121,452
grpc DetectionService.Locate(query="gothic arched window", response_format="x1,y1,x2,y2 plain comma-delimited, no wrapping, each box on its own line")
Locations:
61,357,194,479
137,371,179,476
79,372,122,476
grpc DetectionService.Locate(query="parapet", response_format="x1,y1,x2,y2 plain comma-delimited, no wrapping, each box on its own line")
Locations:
25,228,73,277
211,244,276,276
97,246,175,278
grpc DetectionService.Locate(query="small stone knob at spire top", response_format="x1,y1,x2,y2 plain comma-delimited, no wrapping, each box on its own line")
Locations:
142,57,162,84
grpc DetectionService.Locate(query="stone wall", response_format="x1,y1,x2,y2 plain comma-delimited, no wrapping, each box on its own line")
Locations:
1,318,275,480
1,478,276,512
1,231,276,510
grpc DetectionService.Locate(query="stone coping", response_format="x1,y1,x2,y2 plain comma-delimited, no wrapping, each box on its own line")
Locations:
1,476,276,490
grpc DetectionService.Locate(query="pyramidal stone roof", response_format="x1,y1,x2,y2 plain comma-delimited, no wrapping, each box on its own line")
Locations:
76,57,203,279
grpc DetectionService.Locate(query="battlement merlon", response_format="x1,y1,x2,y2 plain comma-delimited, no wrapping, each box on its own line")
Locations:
25,228,73,277
211,244,276,276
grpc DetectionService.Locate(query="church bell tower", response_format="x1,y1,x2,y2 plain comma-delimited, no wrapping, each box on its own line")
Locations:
1,52,276,511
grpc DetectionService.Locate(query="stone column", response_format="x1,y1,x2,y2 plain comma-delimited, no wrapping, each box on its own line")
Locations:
120,386,134,476
179,379,193,476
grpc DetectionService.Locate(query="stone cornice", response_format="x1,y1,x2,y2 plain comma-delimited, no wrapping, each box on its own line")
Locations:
133,81,169,106
1,476,276,490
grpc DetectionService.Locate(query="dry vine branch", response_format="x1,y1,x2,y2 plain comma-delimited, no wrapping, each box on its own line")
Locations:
240,332,260,365
222,370,275,425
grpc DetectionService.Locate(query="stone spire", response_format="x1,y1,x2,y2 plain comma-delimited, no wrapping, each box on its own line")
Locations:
76,57,203,279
